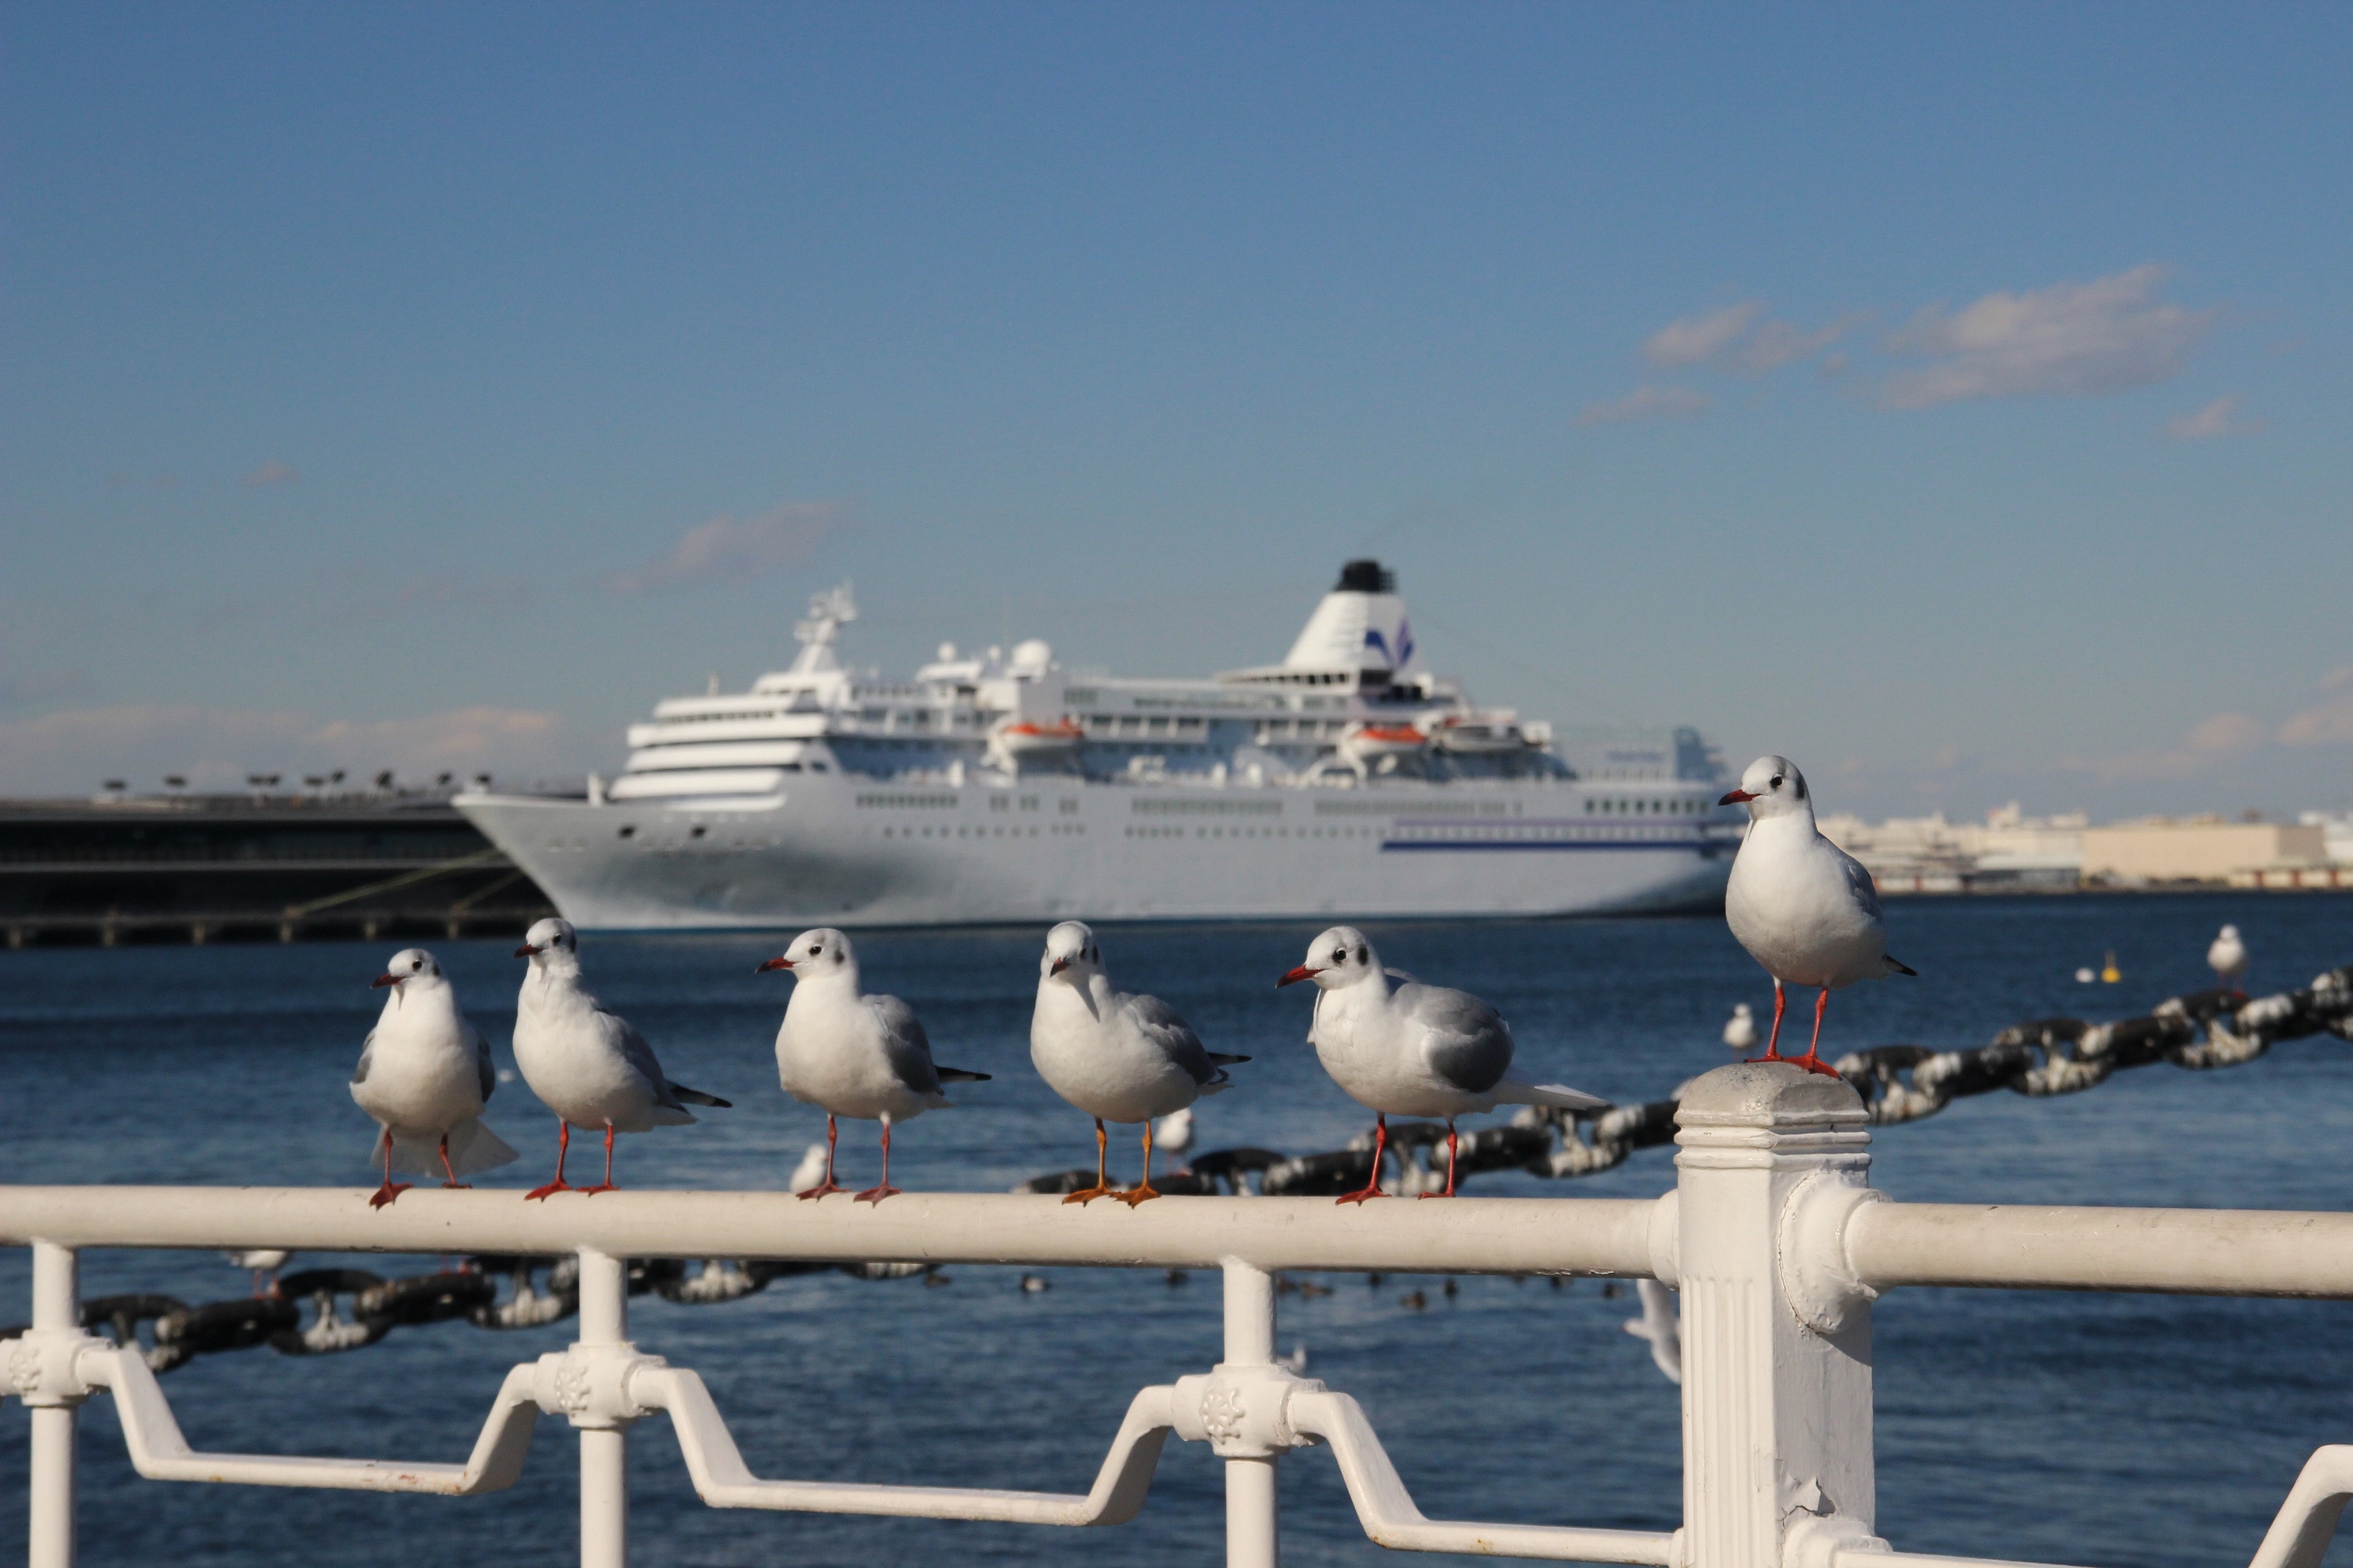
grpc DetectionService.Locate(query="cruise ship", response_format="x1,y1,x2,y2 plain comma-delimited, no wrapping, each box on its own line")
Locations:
456,562,1739,929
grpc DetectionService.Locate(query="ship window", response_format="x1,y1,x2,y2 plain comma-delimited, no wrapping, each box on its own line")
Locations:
810,762,828,772
618,825,637,839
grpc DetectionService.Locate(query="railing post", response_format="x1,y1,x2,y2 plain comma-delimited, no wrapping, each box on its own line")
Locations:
1221,1259,1279,1568
1674,1063,1876,1568
24,1241,82,1568
576,1248,628,1568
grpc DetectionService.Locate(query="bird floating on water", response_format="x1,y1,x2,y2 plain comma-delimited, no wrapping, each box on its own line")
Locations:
351,948,516,1208
2208,924,2248,991
1031,921,1245,1206
1279,926,1603,1203
1722,1002,1758,1052
512,918,729,1199
761,927,988,1203
1719,756,1916,1077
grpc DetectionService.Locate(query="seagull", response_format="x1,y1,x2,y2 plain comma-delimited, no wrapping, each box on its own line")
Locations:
2208,924,2248,991
1278,926,1603,1204
224,1250,291,1297
351,948,517,1208
1722,1002,1758,1052
1719,755,1917,1078
1622,1279,1682,1385
759,927,988,1203
1031,922,1247,1207
1157,1106,1196,1174
511,918,729,1199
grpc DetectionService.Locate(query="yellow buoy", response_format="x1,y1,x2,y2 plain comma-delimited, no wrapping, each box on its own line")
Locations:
2100,950,2121,984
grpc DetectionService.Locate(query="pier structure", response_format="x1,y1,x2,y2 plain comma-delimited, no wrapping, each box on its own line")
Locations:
5,1063,2350,1567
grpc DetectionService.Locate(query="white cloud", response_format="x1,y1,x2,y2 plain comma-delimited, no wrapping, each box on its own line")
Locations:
1642,303,1764,368
241,460,300,488
0,703,584,796
2164,394,2262,441
1575,386,1711,426
2279,669,2353,747
606,502,845,595
1880,264,2214,409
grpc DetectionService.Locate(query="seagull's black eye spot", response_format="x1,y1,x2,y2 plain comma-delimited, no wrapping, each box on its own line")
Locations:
1770,775,1783,789
1355,945,1369,964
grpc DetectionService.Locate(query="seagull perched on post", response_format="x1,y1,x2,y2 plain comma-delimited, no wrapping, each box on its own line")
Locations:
1719,755,1916,1078
1031,921,1247,1206
2207,924,2248,991
351,948,516,1208
511,918,729,1199
761,927,989,1203
1722,1002,1758,1052
1279,926,1603,1204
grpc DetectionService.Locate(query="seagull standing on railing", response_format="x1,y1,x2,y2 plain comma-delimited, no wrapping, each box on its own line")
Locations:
351,948,517,1209
223,1250,291,1296
512,918,729,1199
1719,756,1916,1078
1279,926,1603,1203
760,927,988,1203
1157,1106,1196,1174
1722,1002,1758,1052
2208,924,2248,991
1031,921,1247,1206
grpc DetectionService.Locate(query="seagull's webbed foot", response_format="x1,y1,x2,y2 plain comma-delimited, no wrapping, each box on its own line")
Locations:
796,1180,849,1202
853,1183,901,1205
576,1182,619,1197
1416,1189,1455,1200
368,1181,412,1210
523,1179,574,1202
440,1181,472,1191
1060,1183,1119,1206
1115,1181,1161,1207
1333,1185,1385,1206
1783,1052,1845,1080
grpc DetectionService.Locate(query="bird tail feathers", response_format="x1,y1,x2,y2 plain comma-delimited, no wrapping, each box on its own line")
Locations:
936,1067,991,1083
668,1082,732,1107
1491,1078,1608,1111
1207,1053,1251,1066
1885,955,1919,977
373,1119,520,1178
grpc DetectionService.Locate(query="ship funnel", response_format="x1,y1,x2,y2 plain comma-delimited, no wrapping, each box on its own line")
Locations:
1280,559,1416,675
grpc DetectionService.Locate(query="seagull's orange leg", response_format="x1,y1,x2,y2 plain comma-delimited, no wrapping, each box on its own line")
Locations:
369,1133,412,1210
798,1113,848,1200
1747,980,1790,1064
1337,1114,1389,1205
854,1120,902,1204
1419,1118,1459,1199
577,1124,619,1196
525,1120,574,1200
1063,1118,1118,1205
1117,1122,1161,1207
1786,987,1845,1078
437,1134,470,1190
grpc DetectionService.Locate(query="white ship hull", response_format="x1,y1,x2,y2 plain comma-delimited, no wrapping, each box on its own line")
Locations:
462,779,1732,931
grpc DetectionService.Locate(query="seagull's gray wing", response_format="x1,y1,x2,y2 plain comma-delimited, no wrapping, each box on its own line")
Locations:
352,1029,375,1086
1121,991,1225,1088
1828,837,1885,922
1399,983,1513,1096
595,1005,687,1112
466,1017,495,1102
867,994,944,1097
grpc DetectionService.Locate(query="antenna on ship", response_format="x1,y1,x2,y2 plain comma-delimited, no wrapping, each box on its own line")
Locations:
790,582,858,675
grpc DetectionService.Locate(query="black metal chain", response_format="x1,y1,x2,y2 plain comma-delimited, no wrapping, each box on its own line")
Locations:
6,963,2344,1372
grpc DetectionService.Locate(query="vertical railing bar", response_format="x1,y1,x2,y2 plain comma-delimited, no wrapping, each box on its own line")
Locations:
577,1247,628,1568
1221,1258,1279,1568
27,1240,79,1568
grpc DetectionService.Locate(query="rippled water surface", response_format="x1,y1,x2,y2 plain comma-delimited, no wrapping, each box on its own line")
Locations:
2,894,2349,1566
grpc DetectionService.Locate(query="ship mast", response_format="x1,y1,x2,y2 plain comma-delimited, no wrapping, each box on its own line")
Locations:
789,583,857,676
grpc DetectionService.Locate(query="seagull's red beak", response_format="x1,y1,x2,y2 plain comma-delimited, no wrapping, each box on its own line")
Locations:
756,955,794,973
513,943,540,958
1277,965,1321,988
369,973,401,988
1049,957,1070,975
1718,789,1756,805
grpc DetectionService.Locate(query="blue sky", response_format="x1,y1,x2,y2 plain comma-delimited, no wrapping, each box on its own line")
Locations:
3,2,2348,818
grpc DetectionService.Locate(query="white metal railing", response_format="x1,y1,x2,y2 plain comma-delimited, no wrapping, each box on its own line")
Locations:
5,1062,2351,1568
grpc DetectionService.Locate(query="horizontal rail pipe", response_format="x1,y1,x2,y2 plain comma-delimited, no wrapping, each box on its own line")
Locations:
1846,1203,2353,1299
0,1187,1662,1277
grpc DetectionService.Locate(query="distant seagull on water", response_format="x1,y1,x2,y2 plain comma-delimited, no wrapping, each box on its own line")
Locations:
2207,924,2248,991
1719,755,1916,1077
1722,1002,1758,1052
761,927,988,1203
1031,921,1245,1205
351,948,516,1208
1279,926,1603,1203
511,918,729,1199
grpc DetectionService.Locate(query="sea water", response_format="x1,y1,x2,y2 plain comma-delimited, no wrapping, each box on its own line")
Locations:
2,893,2348,1566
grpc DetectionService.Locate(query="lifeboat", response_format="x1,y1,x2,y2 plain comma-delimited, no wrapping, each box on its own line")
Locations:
1429,715,1531,755
1339,722,1430,765
991,717,1085,762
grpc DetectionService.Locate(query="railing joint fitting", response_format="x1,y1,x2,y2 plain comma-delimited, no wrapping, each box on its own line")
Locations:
5,1327,105,1408
1171,1364,1323,1458
534,1340,667,1430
